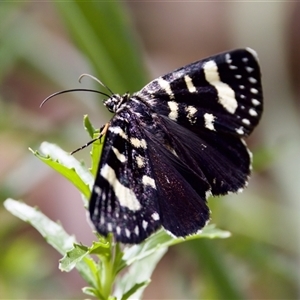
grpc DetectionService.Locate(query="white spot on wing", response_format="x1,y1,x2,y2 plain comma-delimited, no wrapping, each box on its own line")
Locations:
109,126,128,140
246,66,254,73
134,225,139,236
107,223,112,232
94,186,101,196
203,60,237,114
237,187,244,193
142,175,156,189
157,77,174,99
142,220,148,230
100,215,105,224
165,175,170,183
250,88,259,94
225,53,232,63
116,226,121,235
249,77,257,84
100,164,141,211
185,105,197,124
204,113,216,131
249,108,258,116
112,146,126,163
151,212,160,221
236,127,244,135
242,118,251,125
136,155,145,168
252,99,260,106
205,189,212,199
168,101,179,121
130,138,147,149
125,228,131,238
184,75,196,93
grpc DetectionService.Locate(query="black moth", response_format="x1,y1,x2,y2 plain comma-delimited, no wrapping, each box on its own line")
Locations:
87,48,263,244
43,48,262,244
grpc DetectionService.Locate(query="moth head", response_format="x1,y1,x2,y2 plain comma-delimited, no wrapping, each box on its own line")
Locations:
104,93,129,113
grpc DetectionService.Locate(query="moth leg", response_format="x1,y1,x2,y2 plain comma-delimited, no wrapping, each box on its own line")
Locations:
70,123,109,155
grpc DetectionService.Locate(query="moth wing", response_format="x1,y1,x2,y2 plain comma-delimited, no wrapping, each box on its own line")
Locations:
89,117,160,244
136,48,262,137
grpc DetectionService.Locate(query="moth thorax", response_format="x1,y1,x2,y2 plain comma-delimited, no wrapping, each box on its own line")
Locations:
104,93,129,113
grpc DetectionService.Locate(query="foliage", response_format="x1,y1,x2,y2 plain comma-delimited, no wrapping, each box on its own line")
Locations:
0,1,298,299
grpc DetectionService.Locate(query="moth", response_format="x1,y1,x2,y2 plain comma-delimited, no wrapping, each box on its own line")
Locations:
45,48,263,244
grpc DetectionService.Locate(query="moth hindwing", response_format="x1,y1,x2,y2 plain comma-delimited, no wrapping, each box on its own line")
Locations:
89,48,263,244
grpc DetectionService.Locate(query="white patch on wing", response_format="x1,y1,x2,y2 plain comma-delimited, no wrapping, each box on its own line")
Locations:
225,53,232,63
135,155,145,168
249,108,258,116
184,75,197,93
151,212,160,221
130,138,147,149
236,127,244,135
246,66,254,73
157,77,174,99
142,220,148,230
100,164,141,211
125,228,131,238
94,186,101,196
203,60,237,114
107,222,112,232
242,118,251,125
250,88,259,94
168,101,179,121
108,126,128,140
185,105,197,124
204,113,216,131
112,146,126,163
116,226,121,235
248,77,257,84
142,175,156,189
134,225,139,236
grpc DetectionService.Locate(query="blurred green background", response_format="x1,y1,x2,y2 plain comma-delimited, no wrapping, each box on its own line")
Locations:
1,2,299,299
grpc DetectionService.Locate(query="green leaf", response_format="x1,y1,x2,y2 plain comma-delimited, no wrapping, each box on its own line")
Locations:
123,225,230,267
59,243,90,272
4,199,98,289
84,114,97,138
121,280,150,300
82,286,103,299
114,247,167,300
29,142,93,202
90,133,102,177
3,198,75,254
89,241,110,256
60,239,112,272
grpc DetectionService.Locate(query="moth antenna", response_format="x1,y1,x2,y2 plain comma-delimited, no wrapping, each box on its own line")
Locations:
40,89,111,108
79,73,114,95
